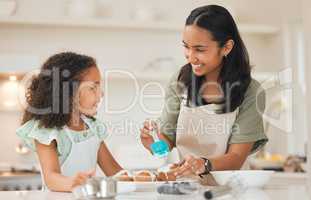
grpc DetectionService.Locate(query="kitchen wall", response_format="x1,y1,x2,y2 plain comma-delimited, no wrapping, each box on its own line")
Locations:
302,0,311,186
0,0,306,169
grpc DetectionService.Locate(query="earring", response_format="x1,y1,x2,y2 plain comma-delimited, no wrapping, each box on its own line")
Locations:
223,54,227,63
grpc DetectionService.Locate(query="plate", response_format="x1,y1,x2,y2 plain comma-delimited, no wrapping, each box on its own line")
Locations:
117,179,198,192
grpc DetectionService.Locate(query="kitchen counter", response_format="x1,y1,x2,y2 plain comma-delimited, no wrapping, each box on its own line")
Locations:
0,185,309,200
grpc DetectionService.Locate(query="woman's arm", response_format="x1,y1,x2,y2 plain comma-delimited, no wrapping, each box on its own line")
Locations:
175,142,254,176
97,142,123,176
35,140,94,192
209,143,254,170
161,133,176,150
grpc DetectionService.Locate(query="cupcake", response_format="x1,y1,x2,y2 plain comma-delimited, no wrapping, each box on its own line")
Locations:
156,171,177,182
133,170,156,182
114,170,134,182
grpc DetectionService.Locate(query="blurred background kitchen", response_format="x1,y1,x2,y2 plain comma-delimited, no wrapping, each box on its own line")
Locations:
0,0,310,190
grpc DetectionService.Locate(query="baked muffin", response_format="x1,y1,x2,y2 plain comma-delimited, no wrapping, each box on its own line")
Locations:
114,170,134,182
133,170,155,182
169,163,180,170
156,171,177,182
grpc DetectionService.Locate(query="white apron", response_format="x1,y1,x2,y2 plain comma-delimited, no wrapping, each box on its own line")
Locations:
176,97,238,161
61,127,101,177
41,117,101,189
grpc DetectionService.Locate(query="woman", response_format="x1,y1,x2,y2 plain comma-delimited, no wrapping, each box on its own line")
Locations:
140,5,268,178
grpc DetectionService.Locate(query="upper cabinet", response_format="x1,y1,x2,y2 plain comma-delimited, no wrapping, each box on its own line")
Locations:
0,0,287,76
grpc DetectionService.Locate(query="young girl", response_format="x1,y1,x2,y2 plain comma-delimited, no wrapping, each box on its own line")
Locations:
17,52,123,192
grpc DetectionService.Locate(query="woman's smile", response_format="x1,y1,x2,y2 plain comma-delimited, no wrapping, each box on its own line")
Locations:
191,63,204,71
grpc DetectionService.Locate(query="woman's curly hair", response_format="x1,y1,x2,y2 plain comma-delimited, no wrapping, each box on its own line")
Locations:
22,52,97,129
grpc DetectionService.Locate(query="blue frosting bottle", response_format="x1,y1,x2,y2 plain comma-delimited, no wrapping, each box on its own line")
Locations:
149,120,170,158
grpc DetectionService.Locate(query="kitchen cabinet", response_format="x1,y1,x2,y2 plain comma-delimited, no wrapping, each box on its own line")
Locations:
0,16,280,35
0,172,41,191
0,14,281,74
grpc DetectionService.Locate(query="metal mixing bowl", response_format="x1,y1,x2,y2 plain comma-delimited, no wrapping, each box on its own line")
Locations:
72,177,117,199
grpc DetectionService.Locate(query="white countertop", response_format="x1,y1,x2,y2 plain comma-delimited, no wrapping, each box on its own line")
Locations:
0,185,309,200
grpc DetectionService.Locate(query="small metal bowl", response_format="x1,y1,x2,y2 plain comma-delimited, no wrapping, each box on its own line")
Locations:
72,177,117,199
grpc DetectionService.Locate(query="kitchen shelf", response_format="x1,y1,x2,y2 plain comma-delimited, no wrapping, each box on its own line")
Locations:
252,72,279,83
106,71,279,83
238,24,280,35
0,16,280,35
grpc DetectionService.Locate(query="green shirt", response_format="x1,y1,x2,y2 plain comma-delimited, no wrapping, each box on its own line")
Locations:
158,72,268,154
16,117,108,165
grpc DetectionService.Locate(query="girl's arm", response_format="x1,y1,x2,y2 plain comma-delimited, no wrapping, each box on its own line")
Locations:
97,142,123,176
35,140,94,192
175,142,254,176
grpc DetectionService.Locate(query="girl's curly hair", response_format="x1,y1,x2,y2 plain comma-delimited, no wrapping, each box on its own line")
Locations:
22,52,97,129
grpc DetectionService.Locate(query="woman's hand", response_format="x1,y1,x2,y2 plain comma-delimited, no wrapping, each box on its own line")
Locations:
140,120,157,152
174,155,205,177
70,169,95,191
140,120,174,154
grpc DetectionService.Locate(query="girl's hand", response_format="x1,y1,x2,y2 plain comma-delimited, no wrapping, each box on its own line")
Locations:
70,169,95,190
174,155,205,177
